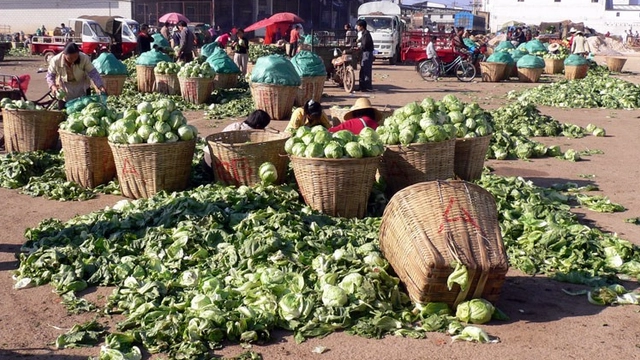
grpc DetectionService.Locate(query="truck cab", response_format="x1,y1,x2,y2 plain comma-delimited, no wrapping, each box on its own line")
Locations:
78,16,139,59
358,1,405,64
69,18,111,57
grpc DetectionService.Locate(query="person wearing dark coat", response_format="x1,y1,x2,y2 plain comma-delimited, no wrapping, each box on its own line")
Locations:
356,19,374,92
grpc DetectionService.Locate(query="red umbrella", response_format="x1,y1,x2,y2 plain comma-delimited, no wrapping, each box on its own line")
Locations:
158,12,191,24
244,18,275,32
268,12,304,24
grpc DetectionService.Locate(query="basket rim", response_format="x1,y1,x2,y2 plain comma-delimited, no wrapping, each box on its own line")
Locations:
205,129,290,145
250,82,301,88
2,108,64,114
108,138,196,148
454,134,492,143
59,129,108,138
384,138,456,149
289,154,381,163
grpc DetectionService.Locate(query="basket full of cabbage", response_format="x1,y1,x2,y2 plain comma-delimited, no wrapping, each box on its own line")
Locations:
1,98,65,152
285,125,383,218
154,61,181,95
178,61,215,104
106,99,198,199
58,102,118,188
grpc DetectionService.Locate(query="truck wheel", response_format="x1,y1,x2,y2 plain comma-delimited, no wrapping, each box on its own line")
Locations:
44,52,54,63
389,52,397,65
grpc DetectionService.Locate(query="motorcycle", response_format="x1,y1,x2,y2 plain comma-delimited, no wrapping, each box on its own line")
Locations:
328,48,356,93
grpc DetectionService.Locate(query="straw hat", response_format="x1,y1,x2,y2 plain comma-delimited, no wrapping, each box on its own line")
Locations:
548,43,560,52
575,30,584,35
343,98,383,122
569,27,577,33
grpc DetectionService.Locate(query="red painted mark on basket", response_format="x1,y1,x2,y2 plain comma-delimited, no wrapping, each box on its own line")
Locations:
122,158,139,176
437,197,483,234
214,158,252,185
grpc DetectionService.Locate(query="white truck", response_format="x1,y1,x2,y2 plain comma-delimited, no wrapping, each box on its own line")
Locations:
357,1,405,64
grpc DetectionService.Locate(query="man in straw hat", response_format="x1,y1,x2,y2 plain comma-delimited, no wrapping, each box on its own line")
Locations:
329,98,382,135
571,30,592,57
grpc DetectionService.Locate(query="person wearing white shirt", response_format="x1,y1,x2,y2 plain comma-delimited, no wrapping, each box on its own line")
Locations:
425,35,440,80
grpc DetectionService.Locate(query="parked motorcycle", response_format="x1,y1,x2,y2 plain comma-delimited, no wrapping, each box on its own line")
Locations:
328,48,355,93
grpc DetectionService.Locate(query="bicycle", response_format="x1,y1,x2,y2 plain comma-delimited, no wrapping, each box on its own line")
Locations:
418,53,476,82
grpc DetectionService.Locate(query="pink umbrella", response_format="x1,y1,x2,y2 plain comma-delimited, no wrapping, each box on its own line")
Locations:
268,12,304,24
159,12,191,25
244,18,275,32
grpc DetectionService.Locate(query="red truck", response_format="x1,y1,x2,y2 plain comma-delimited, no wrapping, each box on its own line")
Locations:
30,18,111,62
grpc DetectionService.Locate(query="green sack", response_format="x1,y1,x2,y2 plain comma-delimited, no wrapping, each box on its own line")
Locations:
510,49,527,63
152,33,170,50
201,42,218,58
516,43,528,53
486,51,514,64
524,39,547,54
65,94,107,114
291,50,327,77
463,38,477,51
206,51,240,74
92,53,128,75
135,49,173,66
300,34,320,46
250,55,301,86
516,54,545,69
564,54,590,66
495,41,515,52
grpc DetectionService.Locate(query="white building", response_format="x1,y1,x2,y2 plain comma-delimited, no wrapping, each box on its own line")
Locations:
482,0,640,36
0,0,132,34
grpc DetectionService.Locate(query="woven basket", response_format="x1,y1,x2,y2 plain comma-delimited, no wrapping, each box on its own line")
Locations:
109,139,196,199
155,73,180,95
179,77,214,104
564,64,589,80
59,130,116,188
136,65,156,93
480,62,506,82
294,75,325,107
379,180,509,307
543,58,564,74
290,155,380,218
250,83,298,120
206,130,290,186
330,107,351,124
454,135,492,181
379,139,456,197
606,57,626,72
2,109,65,152
101,74,127,96
213,73,239,90
502,63,514,80
517,67,543,83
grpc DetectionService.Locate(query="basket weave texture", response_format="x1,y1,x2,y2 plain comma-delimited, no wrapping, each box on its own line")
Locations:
330,107,351,124
206,130,290,186
213,73,239,90
454,135,492,181
379,139,455,197
517,67,543,83
564,64,589,80
179,77,214,104
480,62,506,82
155,73,180,95
379,180,509,307
250,83,298,120
109,139,196,199
543,58,564,74
59,130,116,188
136,65,156,93
101,74,127,96
294,76,326,107
290,155,380,218
606,57,626,72
2,109,65,152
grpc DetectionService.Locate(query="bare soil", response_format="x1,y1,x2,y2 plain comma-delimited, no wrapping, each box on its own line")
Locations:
1,54,640,360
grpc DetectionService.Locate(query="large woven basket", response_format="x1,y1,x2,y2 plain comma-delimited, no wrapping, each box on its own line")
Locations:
294,75,325,107
2,109,65,152
101,74,127,96
564,64,589,80
502,63,515,80
290,155,380,218
517,67,543,83
454,135,492,181
379,139,456,197
379,180,509,307
250,83,298,120
330,107,351,124
606,57,626,72
155,73,180,95
136,65,156,93
59,130,116,188
109,139,196,199
206,130,290,186
213,73,239,89
480,62,505,82
543,58,564,74
179,77,214,104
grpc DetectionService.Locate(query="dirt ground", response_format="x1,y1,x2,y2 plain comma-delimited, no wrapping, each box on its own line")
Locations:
1,53,640,360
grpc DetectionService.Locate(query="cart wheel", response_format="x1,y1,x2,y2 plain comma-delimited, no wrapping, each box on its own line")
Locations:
419,60,437,81
344,66,355,93
44,52,54,64
455,61,476,82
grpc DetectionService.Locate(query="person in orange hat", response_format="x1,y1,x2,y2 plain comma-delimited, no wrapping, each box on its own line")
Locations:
329,97,382,135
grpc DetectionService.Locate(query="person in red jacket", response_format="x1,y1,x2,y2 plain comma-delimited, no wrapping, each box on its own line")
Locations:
329,98,382,135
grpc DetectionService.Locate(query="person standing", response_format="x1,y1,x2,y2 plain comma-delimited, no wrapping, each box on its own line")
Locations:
177,20,195,62
426,35,440,81
160,23,170,40
232,29,249,76
356,19,374,92
344,24,357,47
571,30,591,57
136,24,152,54
288,24,300,57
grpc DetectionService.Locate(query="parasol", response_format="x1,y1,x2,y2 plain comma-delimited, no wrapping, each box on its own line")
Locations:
159,12,191,25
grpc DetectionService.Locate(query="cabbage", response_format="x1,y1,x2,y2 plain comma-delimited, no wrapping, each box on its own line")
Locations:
400,102,422,117
284,137,300,154
465,118,477,131
295,126,311,138
259,162,278,184
454,123,468,138
154,121,172,134
115,119,137,134
154,108,170,122
593,127,606,137
108,131,127,144
136,114,155,126
82,115,99,128
85,126,106,137
137,102,153,114
314,131,332,145
177,125,197,141
448,111,464,124
412,132,429,143
122,109,139,122
301,133,315,146
338,273,363,294
321,284,348,307
399,128,414,145
455,299,495,324
310,125,328,134
344,142,363,158
148,132,165,144
332,130,355,144
324,141,344,159
420,97,436,112
137,125,153,141
359,127,380,142
168,112,186,130
68,119,86,133
278,293,312,321
291,143,306,157
127,134,143,144
304,143,324,158
164,132,179,143
360,140,384,157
